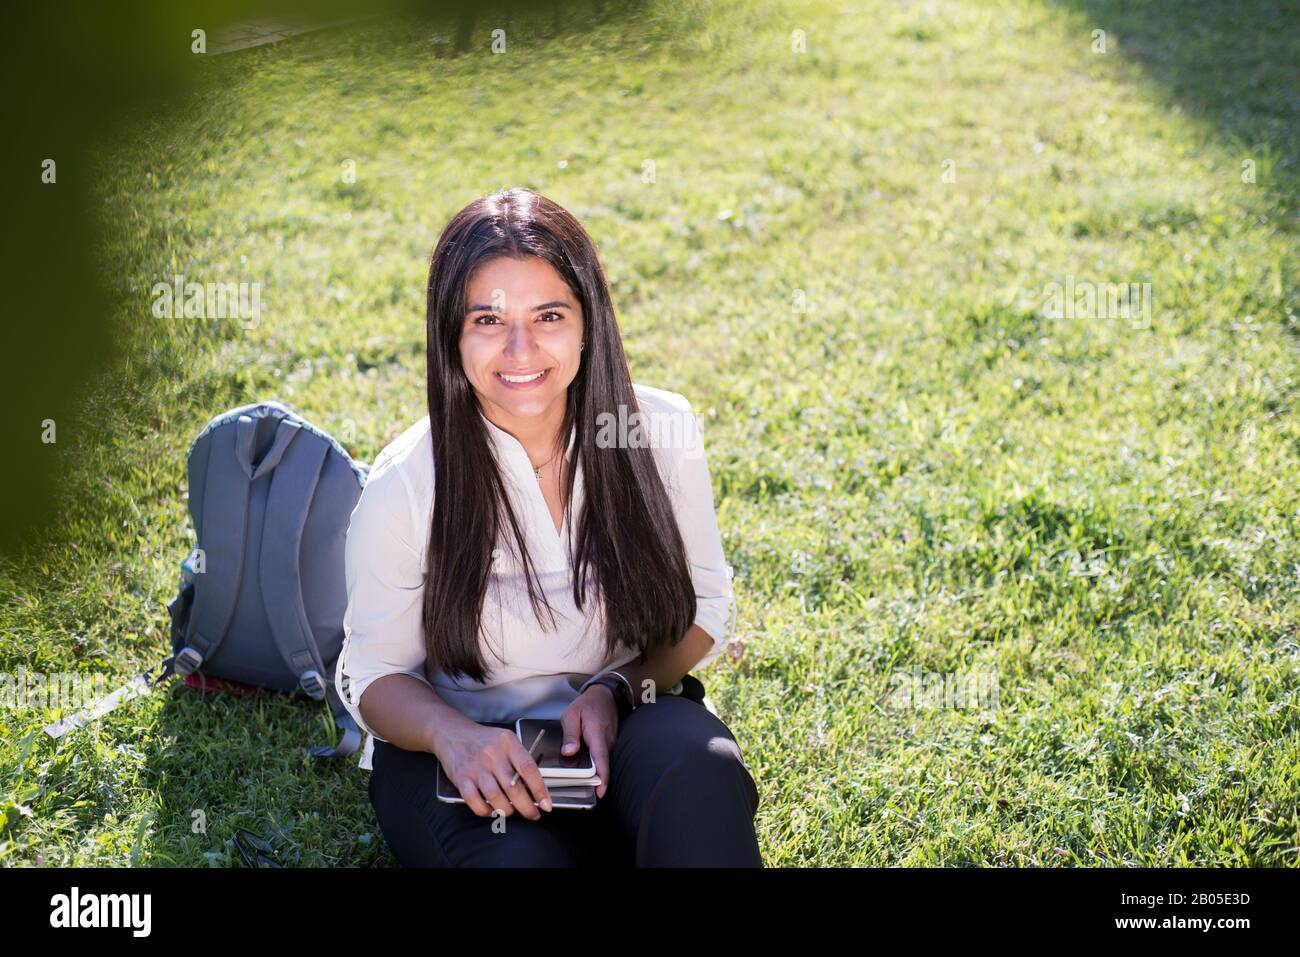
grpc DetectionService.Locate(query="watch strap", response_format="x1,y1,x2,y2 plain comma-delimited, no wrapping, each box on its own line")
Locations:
592,674,635,719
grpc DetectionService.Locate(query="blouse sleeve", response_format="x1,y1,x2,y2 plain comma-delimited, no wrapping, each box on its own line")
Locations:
661,395,735,670
334,456,434,743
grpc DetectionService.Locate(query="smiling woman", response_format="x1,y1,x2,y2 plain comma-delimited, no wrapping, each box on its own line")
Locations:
335,187,761,867
459,255,586,503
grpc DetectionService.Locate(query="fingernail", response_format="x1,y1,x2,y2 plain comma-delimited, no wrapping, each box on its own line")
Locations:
542,798,553,811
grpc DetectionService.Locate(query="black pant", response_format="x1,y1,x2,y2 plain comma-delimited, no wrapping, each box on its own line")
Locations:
369,687,763,866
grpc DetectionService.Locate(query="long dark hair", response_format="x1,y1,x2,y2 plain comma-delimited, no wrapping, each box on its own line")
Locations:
421,187,696,683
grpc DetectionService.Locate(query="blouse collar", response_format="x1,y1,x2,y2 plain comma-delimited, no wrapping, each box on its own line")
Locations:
478,409,578,466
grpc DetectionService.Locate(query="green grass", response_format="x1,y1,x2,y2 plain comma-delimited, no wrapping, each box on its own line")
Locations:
2,0,1297,865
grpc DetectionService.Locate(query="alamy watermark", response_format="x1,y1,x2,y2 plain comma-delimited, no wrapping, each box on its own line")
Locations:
49,887,151,936
1,668,110,714
7,667,168,739
886,667,1000,712
1041,276,1153,328
151,273,263,328
594,404,705,459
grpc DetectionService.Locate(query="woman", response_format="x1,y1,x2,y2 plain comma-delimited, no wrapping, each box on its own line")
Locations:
335,187,761,867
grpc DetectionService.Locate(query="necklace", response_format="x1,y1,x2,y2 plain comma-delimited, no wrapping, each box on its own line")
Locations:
532,449,561,484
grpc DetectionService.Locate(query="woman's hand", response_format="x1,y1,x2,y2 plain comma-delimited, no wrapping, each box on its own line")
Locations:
438,721,554,819
560,685,619,799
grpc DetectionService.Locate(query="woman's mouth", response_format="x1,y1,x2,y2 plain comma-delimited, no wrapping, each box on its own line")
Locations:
495,368,551,390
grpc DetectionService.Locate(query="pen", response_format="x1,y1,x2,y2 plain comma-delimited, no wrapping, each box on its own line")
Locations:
509,727,546,787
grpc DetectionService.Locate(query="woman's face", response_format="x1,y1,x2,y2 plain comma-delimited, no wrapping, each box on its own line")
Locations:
459,255,584,428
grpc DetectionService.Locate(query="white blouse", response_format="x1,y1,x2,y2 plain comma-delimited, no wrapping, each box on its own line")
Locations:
335,382,735,770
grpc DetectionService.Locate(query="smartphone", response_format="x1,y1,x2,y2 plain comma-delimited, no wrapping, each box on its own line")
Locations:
435,761,599,810
434,720,598,810
514,718,595,778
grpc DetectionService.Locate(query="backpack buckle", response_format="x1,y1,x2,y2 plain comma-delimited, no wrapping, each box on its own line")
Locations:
174,646,203,676
299,669,326,700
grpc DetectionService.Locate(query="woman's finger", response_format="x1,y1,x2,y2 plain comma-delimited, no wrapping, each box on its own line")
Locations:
508,736,553,812
492,754,542,820
457,775,494,818
560,704,583,756
475,770,514,819
583,716,611,800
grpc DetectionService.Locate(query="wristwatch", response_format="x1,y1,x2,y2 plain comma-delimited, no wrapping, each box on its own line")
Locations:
591,672,636,721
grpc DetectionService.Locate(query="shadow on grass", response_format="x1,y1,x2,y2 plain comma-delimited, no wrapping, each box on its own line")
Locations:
431,0,656,54
1047,0,1298,217
134,681,388,867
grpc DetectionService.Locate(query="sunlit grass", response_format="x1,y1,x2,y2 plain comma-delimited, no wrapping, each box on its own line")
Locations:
1,0,1296,865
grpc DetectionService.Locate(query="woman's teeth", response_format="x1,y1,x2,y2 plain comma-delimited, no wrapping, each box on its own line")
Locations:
498,369,549,383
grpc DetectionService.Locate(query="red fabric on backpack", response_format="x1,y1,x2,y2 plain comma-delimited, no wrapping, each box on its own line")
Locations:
182,672,274,697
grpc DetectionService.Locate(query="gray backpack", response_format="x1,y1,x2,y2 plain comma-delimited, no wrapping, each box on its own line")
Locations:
162,400,368,758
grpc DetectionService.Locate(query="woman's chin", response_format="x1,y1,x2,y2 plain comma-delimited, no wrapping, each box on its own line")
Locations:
490,389,560,420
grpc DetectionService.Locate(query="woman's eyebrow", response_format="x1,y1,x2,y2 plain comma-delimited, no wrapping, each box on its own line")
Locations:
465,300,573,312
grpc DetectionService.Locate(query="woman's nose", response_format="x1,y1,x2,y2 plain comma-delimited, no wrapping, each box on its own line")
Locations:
503,320,537,359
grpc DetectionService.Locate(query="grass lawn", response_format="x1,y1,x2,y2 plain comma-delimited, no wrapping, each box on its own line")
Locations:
1,0,1297,865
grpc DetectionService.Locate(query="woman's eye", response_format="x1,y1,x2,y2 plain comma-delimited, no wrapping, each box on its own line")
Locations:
472,313,562,325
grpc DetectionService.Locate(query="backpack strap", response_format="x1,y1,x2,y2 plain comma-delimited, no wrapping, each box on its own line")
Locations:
310,688,363,759
259,421,331,699
235,412,300,480
175,416,259,675
258,425,362,759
